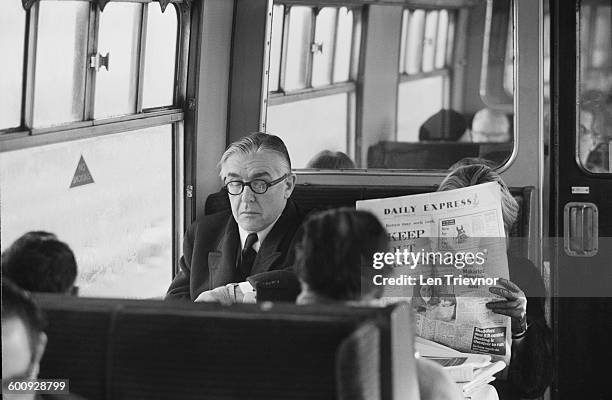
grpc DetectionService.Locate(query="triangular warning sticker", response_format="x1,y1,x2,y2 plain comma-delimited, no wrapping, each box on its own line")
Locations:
70,155,95,188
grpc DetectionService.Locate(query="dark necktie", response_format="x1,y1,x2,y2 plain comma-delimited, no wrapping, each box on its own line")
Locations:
237,233,258,281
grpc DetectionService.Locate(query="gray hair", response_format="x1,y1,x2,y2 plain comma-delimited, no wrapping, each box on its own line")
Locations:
219,132,291,176
438,164,519,233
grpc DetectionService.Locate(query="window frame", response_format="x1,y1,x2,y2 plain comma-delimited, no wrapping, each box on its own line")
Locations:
268,3,361,104
0,0,186,145
395,7,457,141
265,1,362,162
0,0,190,292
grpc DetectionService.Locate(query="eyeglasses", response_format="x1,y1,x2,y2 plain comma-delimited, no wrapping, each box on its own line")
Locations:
224,174,288,195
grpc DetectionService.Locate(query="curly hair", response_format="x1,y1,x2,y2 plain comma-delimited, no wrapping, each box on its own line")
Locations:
296,208,388,301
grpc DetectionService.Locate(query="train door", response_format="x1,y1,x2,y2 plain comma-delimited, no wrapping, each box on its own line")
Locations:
551,0,612,398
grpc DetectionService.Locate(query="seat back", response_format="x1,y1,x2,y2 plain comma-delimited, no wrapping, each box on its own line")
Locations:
205,184,534,259
36,297,417,400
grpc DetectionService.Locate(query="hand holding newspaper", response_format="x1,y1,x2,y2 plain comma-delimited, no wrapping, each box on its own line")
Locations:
357,182,512,364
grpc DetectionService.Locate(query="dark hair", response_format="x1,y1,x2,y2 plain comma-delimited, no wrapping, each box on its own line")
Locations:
1,279,47,351
419,109,467,141
438,165,519,233
296,208,388,301
2,231,77,293
306,150,355,169
219,132,292,174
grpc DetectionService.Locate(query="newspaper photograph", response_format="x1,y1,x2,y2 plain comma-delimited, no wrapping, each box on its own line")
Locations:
357,182,512,363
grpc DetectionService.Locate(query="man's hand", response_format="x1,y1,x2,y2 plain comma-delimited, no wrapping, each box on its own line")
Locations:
194,282,256,305
487,278,528,335
195,286,234,305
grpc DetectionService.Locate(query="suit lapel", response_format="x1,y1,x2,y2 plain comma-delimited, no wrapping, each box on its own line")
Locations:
209,217,240,287
250,201,296,275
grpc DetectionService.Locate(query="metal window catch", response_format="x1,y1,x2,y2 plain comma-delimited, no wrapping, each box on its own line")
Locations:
310,42,323,54
90,52,110,71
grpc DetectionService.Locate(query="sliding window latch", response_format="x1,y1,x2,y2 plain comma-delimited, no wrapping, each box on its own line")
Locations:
564,202,598,257
90,52,110,71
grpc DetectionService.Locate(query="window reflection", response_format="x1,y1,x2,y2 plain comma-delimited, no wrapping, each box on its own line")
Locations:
269,5,285,92
267,0,514,171
578,2,612,173
333,8,353,83
267,93,352,168
284,6,312,91
311,8,337,87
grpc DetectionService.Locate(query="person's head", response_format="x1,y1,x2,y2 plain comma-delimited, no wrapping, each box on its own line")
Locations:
449,157,497,170
470,108,510,143
296,208,388,302
438,165,519,235
579,90,611,165
2,232,78,295
419,109,467,141
219,133,296,232
2,280,48,392
306,150,355,169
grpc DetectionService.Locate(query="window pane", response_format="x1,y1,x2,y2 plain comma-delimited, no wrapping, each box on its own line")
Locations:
397,76,444,141
405,10,425,75
434,10,448,69
333,8,353,83
591,6,611,69
269,5,285,92
94,3,141,119
578,2,612,173
421,11,438,73
0,125,174,298
34,2,89,127
446,12,456,66
0,1,26,130
399,10,409,73
311,8,337,87
267,93,351,168
142,4,178,109
503,14,514,96
284,6,312,91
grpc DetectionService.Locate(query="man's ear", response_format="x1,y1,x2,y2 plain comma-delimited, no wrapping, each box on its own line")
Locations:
29,332,47,378
284,173,296,198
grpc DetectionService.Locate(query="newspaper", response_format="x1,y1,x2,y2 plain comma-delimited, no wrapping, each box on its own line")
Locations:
357,182,511,363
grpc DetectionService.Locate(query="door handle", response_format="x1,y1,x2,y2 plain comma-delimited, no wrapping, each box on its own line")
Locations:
564,202,598,256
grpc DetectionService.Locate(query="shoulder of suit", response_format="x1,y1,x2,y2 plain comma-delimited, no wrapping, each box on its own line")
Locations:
188,209,233,232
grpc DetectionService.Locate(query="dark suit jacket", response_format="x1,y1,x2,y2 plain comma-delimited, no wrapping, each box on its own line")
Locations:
493,253,553,400
166,200,305,300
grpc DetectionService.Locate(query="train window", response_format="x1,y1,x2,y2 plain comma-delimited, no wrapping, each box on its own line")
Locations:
397,8,455,142
577,0,612,174
33,2,89,127
1,1,186,298
142,5,178,109
0,1,26,130
397,76,444,142
266,3,360,168
266,1,515,171
0,125,175,298
94,3,142,119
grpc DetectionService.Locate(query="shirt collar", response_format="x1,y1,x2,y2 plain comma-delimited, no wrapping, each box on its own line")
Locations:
238,212,282,253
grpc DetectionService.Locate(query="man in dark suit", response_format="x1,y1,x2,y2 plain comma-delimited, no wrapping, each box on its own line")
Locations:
166,133,304,301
